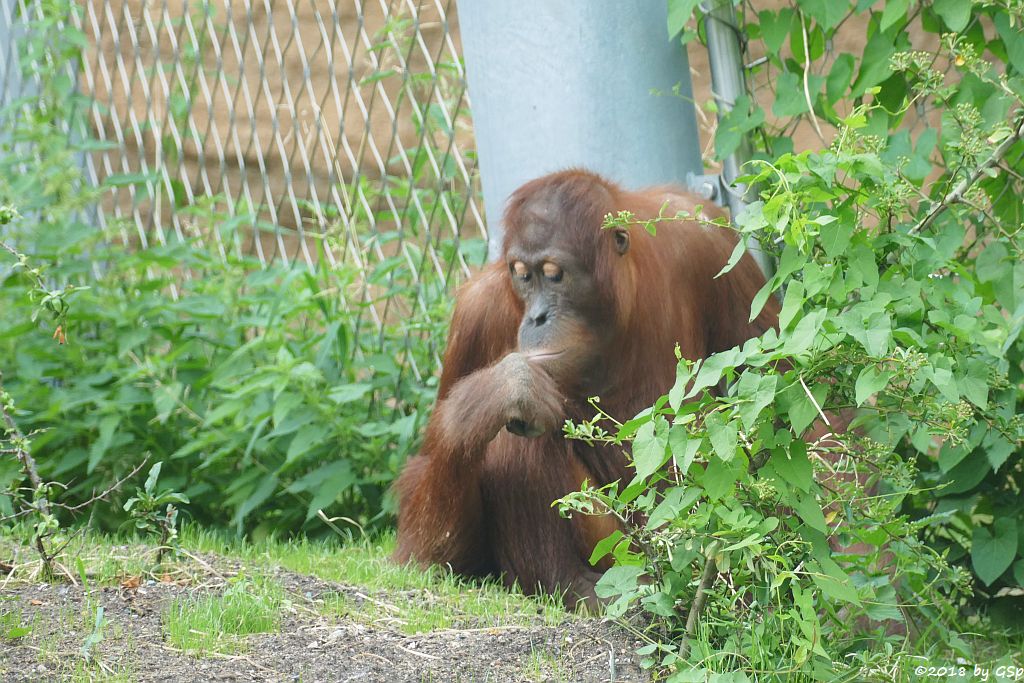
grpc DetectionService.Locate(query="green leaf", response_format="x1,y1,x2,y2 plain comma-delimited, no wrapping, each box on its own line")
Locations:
786,382,828,436
144,462,163,495
749,277,779,324
160,492,189,505
167,295,226,318
819,221,853,259
304,462,357,520
782,309,827,356
848,244,879,291
631,416,670,480
1014,559,1024,587
668,426,701,475
794,493,828,534
153,382,182,424
359,69,397,86
796,0,847,30
773,72,811,118
879,0,909,32
641,591,676,618
705,412,739,462
286,425,330,463
715,95,765,161
595,565,646,599
958,359,989,410
808,559,861,604
702,457,743,500
266,409,316,438
667,0,701,39
995,13,1024,75
328,383,372,404
716,238,748,277
103,171,159,187
854,366,893,406
736,373,778,431
668,360,697,412
864,585,905,623
233,474,279,528
647,486,701,530
5,626,31,640
938,440,970,473
976,241,1008,284
982,429,1015,472
759,9,794,54
273,392,303,428
852,30,896,96
938,451,990,496
778,281,805,331
826,53,856,105
932,0,971,32
287,460,349,493
925,365,960,404
589,529,625,564
844,311,891,357
88,415,120,474
721,532,765,553
687,347,745,399
972,517,1018,586
768,441,813,493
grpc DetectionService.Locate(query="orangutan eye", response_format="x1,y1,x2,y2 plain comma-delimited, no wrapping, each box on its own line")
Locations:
614,229,630,255
510,261,530,281
542,262,563,282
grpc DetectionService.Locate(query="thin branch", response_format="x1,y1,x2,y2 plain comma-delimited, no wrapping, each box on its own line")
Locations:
911,110,1024,234
56,456,149,512
46,527,86,560
0,374,55,574
680,540,721,661
0,240,49,296
799,10,825,145
799,376,831,427
0,376,50,519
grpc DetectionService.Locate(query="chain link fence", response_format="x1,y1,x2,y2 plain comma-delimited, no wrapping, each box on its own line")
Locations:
2,0,484,380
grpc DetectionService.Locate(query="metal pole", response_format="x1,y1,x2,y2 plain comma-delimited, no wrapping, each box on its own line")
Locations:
0,0,26,132
458,1,704,261
701,0,774,277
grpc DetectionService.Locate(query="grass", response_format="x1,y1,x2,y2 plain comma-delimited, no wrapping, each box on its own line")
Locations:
0,598,31,641
66,663,135,683
8,587,135,681
178,525,571,632
0,520,577,663
0,524,570,632
3,526,1022,681
521,647,570,682
164,576,284,654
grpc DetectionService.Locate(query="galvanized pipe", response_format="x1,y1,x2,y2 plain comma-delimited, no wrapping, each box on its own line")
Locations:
701,0,774,277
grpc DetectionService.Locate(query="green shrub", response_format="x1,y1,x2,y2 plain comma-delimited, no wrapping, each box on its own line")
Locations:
0,0,474,537
0,224,450,534
557,1,1024,678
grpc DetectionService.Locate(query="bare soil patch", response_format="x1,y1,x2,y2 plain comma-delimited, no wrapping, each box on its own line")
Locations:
0,551,647,682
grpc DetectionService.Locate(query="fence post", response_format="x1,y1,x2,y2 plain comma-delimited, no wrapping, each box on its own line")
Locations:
0,2,25,127
457,1,704,261
701,0,773,277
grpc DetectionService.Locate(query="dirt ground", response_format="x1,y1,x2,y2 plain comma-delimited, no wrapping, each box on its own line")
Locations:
0,554,648,683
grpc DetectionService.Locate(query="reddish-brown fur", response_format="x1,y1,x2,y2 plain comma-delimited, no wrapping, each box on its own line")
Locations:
393,170,779,607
